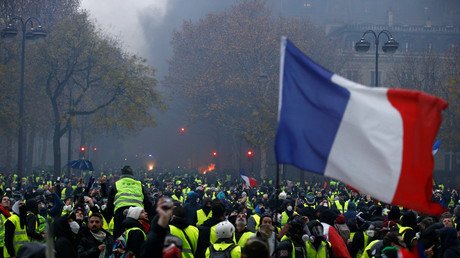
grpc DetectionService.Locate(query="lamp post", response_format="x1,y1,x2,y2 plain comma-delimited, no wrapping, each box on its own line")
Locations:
2,17,47,177
355,30,399,87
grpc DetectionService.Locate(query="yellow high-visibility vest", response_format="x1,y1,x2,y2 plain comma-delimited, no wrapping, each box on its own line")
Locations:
114,177,144,212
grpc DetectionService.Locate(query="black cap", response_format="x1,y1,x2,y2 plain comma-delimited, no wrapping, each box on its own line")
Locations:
121,165,134,175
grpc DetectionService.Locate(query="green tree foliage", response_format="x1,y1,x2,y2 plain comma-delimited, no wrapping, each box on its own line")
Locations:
165,0,341,178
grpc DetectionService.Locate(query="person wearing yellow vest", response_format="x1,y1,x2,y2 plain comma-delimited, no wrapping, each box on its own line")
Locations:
333,191,350,214
275,215,308,258
106,166,154,239
0,196,11,257
172,188,185,204
305,220,334,258
234,212,253,248
205,221,241,258
195,200,226,257
251,214,277,256
4,200,29,258
169,206,199,258
281,200,297,226
60,181,74,201
25,199,44,242
305,193,317,209
196,198,213,226
119,207,149,258
247,202,265,232
349,212,372,257
399,210,418,249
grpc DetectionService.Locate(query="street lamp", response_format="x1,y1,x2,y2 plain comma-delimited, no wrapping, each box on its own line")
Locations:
2,17,47,177
247,150,254,173
355,30,398,87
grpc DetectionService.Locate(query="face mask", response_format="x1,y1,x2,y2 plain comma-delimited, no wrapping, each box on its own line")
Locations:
287,206,293,212
101,204,107,211
366,230,375,238
64,205,72,211
69,221,80,234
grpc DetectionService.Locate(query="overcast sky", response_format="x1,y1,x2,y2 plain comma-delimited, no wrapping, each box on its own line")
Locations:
80,0,168,56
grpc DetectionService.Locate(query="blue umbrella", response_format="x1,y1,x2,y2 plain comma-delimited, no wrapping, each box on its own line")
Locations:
67,159,94,171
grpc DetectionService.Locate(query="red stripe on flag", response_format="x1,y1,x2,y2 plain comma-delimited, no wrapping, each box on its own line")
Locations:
388,89,447,215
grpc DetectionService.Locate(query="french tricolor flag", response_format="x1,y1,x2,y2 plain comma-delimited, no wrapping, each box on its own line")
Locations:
240,170,258,188
275,37,447,215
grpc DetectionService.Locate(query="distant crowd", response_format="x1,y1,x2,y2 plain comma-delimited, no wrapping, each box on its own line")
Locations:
0,166,459,258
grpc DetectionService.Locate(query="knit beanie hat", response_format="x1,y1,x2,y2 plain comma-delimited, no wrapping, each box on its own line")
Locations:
127,206,143,220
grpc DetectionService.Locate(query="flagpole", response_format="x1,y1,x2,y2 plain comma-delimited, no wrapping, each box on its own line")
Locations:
273,163,283,257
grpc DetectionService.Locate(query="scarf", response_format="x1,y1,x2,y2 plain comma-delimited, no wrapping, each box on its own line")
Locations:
0,205,10,218
91,230,107,242
91,230,107,258
139,218,150,233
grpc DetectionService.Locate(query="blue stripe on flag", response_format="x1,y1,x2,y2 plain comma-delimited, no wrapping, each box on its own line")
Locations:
275,39,351,174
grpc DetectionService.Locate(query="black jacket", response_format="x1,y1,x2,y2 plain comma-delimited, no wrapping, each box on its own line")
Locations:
440,227,460,258
77,227,114,258
140,215,168,258
122,217,147,257
53,216,78,258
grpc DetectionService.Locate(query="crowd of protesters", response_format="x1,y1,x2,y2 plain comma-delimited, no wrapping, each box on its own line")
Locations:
0,165,460,258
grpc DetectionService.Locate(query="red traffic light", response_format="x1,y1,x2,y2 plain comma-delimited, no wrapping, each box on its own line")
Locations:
212,151,218,157
93,147,97,151
179,127,186,135
80,146,85,152
247,150,254,157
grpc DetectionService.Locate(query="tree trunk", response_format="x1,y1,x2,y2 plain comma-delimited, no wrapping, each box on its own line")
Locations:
53,124,62,177
5,135,13,174
26,129,36,174
260,146,267,179
40,133,49,169
80,118,87,159
231,135,240,173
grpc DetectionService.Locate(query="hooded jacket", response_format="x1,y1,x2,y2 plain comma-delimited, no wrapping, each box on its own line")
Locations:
53,216,78,258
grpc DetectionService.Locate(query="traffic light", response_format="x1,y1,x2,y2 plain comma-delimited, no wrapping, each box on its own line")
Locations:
80,146,85,152
212,151,218,157
247,150,254,158
179,127,186,135
93,147,97,151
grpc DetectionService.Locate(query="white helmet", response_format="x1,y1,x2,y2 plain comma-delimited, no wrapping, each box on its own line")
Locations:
279,191,287,200
215,221,235,239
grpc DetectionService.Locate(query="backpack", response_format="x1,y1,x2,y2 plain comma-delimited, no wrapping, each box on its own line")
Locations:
110,227,145,258
209,243,237,258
